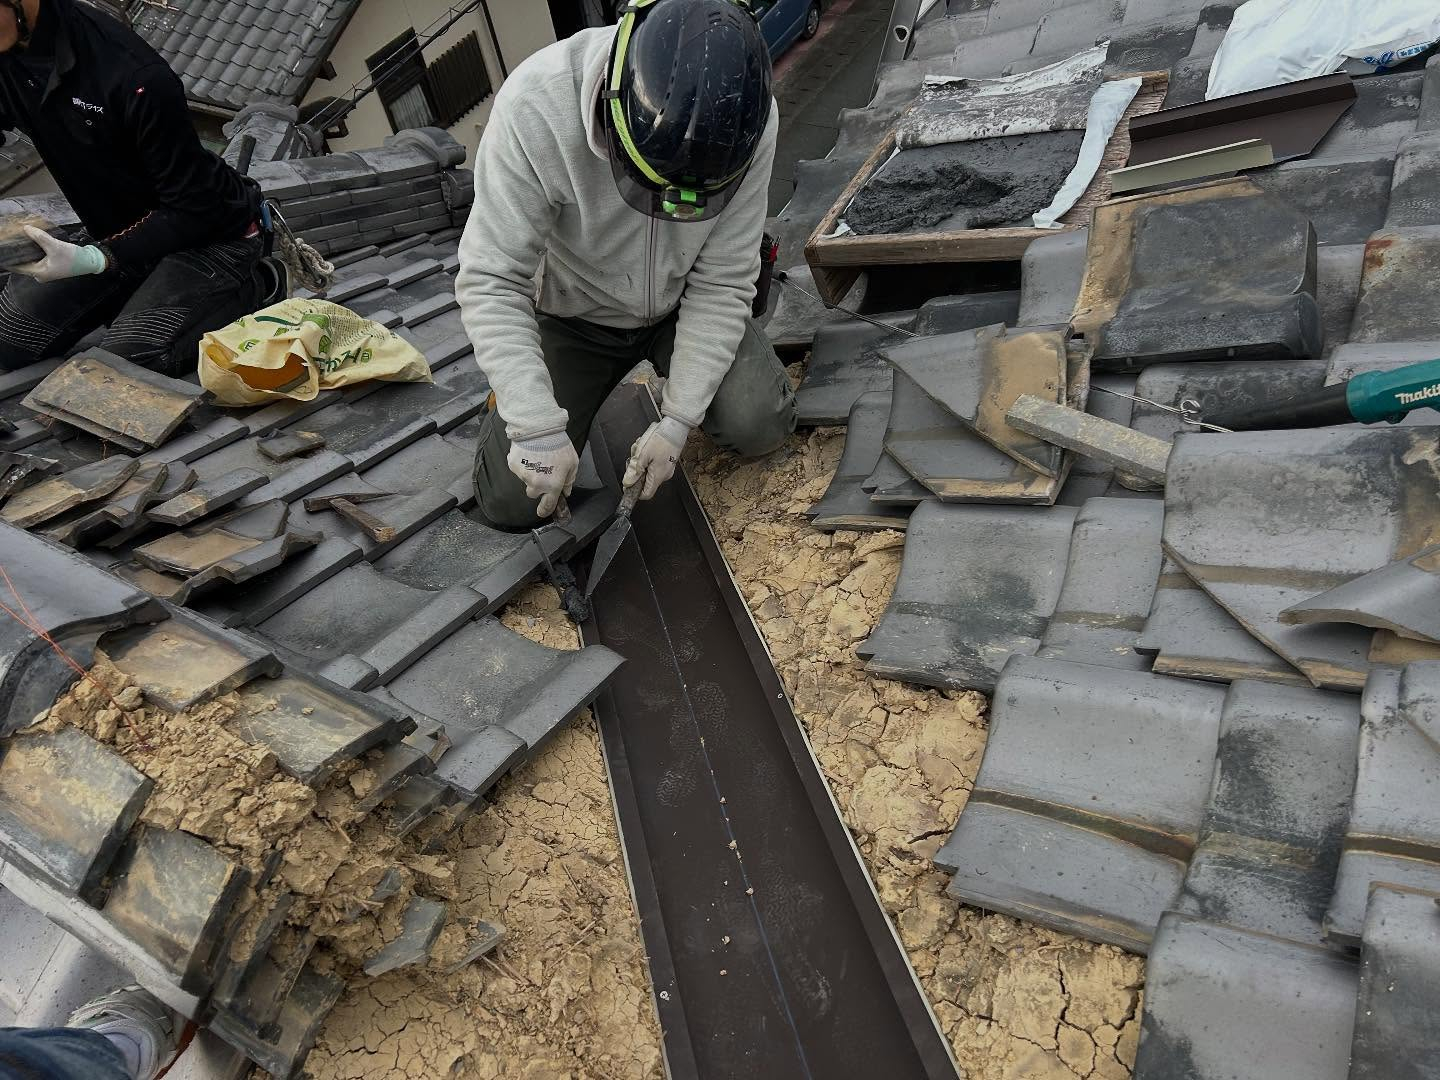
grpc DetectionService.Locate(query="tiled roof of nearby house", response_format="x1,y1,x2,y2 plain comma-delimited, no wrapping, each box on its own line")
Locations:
129,0,362,112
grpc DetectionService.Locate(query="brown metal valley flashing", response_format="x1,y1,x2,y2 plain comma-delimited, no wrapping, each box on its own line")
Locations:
1128,72,1356,166
584,384,959,1080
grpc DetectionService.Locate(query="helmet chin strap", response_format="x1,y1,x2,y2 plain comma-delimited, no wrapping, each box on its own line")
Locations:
4,0,30,47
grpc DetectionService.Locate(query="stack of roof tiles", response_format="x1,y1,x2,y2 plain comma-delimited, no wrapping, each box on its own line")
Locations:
768,2,1440,1077
0,125,624,1077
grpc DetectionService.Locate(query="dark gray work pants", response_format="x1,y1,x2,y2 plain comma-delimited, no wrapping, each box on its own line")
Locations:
473,309,797,531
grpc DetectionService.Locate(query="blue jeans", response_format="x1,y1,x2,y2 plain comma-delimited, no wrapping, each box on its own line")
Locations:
0,1027,131,1080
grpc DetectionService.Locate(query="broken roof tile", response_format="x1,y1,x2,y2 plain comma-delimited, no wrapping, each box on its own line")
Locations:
229,673,412,787
1280,544,1440,644
794,314,916,426
883,371,1065,504
1,456,138,529
101,609,280,713
863,502,1077,691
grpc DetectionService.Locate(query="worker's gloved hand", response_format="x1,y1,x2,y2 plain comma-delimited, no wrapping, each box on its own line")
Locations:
507,431,579,519
623,416,691,500
15,226,107,283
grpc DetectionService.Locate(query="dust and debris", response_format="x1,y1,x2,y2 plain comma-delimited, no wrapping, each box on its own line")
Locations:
685,428,1146,1080
306,581,664,1080
35,635,662,1080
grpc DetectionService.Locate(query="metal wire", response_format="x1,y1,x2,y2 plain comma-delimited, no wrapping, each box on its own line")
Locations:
1090,385,1233,433
773,274,919,338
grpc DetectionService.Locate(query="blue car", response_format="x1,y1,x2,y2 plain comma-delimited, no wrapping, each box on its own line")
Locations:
751,0,822,58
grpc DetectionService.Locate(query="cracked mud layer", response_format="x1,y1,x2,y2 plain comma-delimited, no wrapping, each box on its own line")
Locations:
304,584,663,1080
684,416,1144,1080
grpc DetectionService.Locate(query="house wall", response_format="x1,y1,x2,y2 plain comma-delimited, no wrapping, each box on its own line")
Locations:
305,0,561,164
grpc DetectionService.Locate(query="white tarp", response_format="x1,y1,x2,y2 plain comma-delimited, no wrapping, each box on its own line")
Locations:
1207,0,1440,99
1033,77,1142,229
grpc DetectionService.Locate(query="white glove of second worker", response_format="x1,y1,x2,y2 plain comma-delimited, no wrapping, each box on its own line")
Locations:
15,225,107,283
624,416,691,500
508,432,579,519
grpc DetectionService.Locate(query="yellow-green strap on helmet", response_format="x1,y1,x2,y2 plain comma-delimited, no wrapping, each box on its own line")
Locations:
609,0,670,190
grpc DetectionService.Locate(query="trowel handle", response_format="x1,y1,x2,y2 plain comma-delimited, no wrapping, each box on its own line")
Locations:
552,497,572,526
619,483,642,516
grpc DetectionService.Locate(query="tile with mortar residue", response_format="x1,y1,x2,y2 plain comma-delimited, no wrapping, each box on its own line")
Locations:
1163,426,1440,690
1036,497,1165,669
1133,913,1357,1080
1349,884,1440,1080
794,314,916,426
1177,681,1359,947
1077,179,1322,370
23,353,204,453
100,610,280,712
385,775,451,837
1399,661,1440,751
0,727,153,902
256,562,435,668
134,501,289,577
883,370,1064,505
938,656,1226,951
148,468,268,527
810,391,912,533
210,964,342,1080
1281,544,1440,644
863,501,1077,691
1327,667,1440,945
101,827,248,994
1137,557,1311,686
228,673,411,788
352,742,433,814
1,456,137,528
884,325,1067,477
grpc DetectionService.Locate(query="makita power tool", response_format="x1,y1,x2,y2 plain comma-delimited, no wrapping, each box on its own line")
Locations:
1208,358,1440,430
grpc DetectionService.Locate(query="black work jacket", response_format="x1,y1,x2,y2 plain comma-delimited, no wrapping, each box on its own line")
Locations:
0,0,259,266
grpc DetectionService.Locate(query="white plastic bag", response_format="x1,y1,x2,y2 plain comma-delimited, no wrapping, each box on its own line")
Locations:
1207,0,1440,99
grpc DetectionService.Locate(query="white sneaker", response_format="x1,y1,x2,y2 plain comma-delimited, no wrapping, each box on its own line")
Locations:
67,985,178,1080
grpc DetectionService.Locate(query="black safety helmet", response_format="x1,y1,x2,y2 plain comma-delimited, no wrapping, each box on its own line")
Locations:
605,0,773,222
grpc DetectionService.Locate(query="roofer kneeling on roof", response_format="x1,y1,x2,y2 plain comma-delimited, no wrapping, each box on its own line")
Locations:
458,0,797,531
0,0,264,376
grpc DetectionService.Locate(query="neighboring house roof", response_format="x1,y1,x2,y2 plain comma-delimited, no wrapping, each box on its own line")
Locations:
129,0,363,113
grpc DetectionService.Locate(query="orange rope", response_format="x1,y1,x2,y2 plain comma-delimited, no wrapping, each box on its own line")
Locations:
0,564,142,735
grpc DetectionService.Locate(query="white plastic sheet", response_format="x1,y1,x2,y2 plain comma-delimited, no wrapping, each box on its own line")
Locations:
1207,0,1440,99
1033,77,1142,229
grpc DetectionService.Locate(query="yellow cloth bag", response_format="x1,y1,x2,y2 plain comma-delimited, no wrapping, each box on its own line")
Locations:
199,299,432,406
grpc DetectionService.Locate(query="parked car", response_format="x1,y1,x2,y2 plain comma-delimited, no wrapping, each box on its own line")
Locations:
752,0,822,58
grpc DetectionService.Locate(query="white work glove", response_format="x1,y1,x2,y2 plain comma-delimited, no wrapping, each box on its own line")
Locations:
507,431,579,519
623,416,691,501
14,226,107,283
